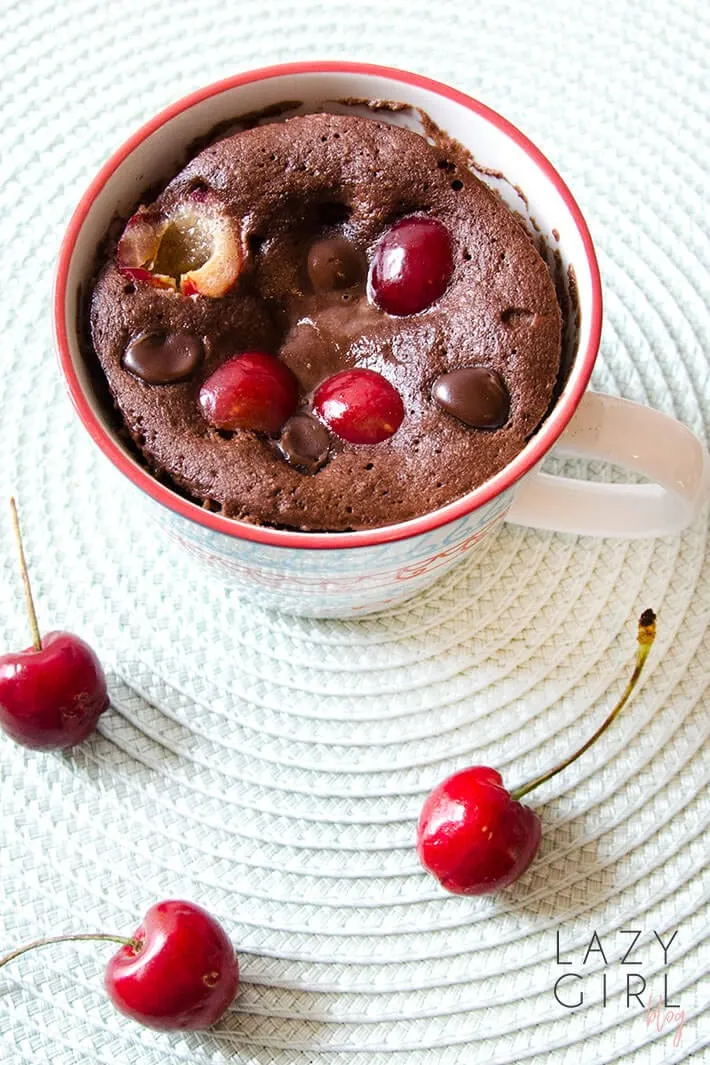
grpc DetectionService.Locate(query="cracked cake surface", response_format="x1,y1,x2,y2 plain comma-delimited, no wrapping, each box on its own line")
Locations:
90,111,562,531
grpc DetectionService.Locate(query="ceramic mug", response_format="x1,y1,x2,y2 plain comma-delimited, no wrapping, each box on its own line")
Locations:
54,62,710,618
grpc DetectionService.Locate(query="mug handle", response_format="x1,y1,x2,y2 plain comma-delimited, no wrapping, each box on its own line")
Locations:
506,391,710,538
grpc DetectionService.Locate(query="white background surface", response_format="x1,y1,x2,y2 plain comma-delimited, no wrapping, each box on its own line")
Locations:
0,1,708,1062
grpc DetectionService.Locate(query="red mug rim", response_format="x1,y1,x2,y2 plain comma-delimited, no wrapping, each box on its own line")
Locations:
53,60,603,552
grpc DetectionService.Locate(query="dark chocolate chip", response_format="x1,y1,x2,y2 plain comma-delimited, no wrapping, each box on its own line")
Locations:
307,237,365,292
123,332,203,384
279,413,330,472
432,367,510,428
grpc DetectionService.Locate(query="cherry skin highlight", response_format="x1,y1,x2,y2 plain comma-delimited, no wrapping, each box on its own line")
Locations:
368,216,453,316
313,368,405,444
199,352,298,434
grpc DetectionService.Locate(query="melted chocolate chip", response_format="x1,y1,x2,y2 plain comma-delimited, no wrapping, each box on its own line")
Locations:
432,367,510,428
279,413,330,472
123,332,203,384
307,237,365,292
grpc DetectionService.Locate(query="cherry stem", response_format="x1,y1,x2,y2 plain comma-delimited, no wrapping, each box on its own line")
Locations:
0,933,136,970
9,497,42,653
509,609,657,803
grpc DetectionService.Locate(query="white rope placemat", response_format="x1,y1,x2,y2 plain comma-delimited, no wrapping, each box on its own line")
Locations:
0,1,708,1062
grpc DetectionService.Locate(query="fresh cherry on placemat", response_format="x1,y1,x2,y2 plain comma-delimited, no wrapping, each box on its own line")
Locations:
417,610,657,895
0,900,239,1031
0,499,109,750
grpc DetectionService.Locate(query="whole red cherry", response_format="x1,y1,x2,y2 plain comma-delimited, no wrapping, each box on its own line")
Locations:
105,900,239,1030
418,610,657,895
0,499,108,750
0,900,239,1032
368,215,453,316
199,351,298,433
417,766,541,895
313,368,405,444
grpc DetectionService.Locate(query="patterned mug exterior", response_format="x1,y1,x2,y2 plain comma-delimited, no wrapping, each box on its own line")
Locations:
139,477,516,616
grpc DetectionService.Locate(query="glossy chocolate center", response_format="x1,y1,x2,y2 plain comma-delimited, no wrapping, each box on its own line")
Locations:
123,332,203,384
307,237,365,292
432,367,510,428
278,413,330,472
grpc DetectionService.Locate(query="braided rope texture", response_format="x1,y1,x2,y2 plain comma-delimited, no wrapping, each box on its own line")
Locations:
0,0,708,1061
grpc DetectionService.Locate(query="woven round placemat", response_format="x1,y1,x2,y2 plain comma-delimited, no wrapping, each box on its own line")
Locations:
1,1,708,1062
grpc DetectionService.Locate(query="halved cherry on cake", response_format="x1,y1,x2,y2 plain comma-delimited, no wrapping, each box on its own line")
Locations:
199,352,298,434
117,198,241,298
313,369,405,444
368,216,453,316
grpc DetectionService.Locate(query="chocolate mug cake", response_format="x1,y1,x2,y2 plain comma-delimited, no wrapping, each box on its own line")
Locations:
89,110,561,532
